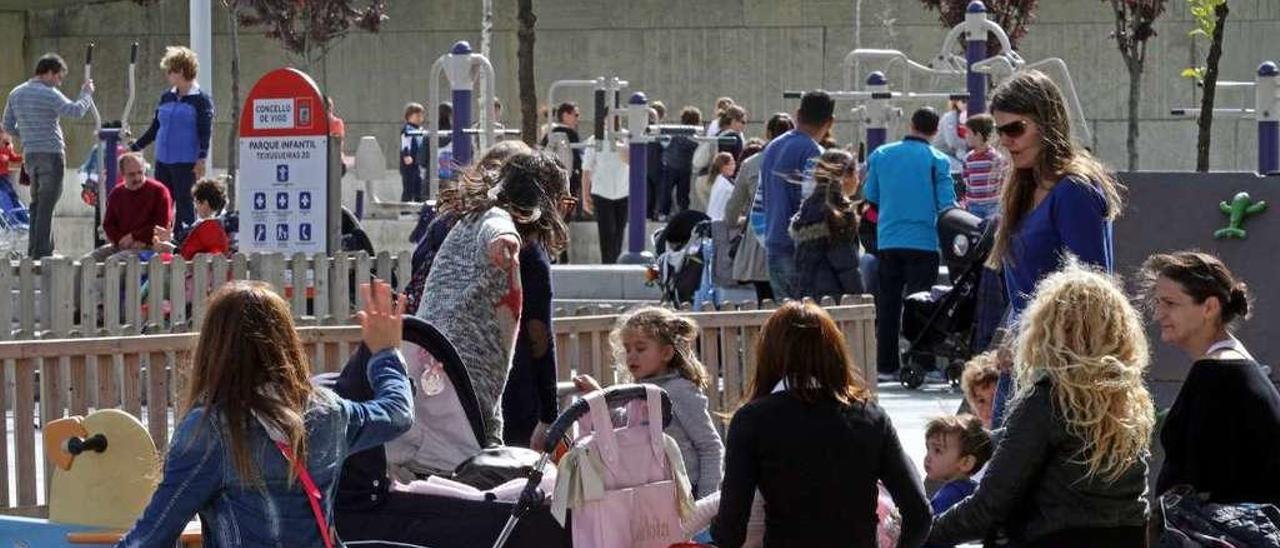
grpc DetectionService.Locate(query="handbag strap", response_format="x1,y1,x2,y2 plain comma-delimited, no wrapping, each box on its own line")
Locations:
273,441,335,548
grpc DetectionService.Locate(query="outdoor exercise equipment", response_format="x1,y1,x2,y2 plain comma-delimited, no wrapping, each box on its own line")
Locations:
427,41,499,198
78,42,139,248
1171,61,1279,175
839,0,1092,147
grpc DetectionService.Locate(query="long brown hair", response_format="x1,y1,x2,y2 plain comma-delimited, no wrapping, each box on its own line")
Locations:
987,70,1124,268
462,150,571,255
186,281,315,486
748,302,870,405
809,149,858,242
439,140,532,215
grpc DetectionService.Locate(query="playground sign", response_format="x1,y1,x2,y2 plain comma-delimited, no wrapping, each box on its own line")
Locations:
238,68,330,254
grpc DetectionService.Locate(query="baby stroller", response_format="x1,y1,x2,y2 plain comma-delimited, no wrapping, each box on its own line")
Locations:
321,316,570,548
652,210,719,309
898,207,995,389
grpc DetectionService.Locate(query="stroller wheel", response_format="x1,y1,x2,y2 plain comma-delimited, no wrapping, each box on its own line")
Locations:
899,367,925,390
946,361,965,388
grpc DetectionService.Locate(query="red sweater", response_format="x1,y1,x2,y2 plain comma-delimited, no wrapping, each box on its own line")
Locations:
104,178,172,245
178,218,229,260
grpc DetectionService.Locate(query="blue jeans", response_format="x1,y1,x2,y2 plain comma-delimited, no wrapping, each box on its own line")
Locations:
967,202,999,220
766,252,796,301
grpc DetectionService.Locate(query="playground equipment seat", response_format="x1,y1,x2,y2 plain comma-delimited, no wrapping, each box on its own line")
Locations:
0,409,203,547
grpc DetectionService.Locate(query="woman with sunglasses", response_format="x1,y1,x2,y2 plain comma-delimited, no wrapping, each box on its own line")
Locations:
984,70,1123,428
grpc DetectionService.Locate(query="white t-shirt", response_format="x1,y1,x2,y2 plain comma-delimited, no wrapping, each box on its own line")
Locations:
582,142,630,200
706,174,735,221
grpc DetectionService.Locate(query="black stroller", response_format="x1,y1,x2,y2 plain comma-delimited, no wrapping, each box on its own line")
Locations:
898,207,996,389
651,209,711,306
320,316,570,548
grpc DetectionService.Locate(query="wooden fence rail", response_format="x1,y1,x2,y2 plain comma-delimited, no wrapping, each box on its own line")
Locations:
0,296,875,515
2,252,413,341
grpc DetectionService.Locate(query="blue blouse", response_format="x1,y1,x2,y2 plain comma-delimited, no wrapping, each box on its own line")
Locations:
1002,176,1113,318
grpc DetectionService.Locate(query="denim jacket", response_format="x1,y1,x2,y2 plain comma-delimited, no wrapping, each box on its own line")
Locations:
117,348,413,548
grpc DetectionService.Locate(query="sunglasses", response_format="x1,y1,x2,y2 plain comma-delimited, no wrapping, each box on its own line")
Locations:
995,119,1030,139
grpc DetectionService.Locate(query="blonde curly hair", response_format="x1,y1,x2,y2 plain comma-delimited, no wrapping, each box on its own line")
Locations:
1011,260,1154,483
610,306,709,391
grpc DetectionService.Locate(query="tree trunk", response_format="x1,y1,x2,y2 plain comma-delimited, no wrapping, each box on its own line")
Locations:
225,1,243,206
481,0,493,59
1126,58,1142,171
517,0,537,146
1195,2,1229,172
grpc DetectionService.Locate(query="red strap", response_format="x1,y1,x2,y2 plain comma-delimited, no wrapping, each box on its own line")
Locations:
274,441,335,548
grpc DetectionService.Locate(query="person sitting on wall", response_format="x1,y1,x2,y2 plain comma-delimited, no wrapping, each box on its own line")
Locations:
85,152,172,263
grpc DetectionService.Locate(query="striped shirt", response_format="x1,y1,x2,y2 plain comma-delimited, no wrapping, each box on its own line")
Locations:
962,147,1006,208
3,79,94,155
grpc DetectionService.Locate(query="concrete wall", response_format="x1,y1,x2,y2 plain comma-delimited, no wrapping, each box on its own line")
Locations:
2,0,1277,175
1115,171,1280,408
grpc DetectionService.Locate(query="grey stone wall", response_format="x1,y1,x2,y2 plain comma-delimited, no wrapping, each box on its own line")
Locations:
2,0,1278,174
1115,171,1280,408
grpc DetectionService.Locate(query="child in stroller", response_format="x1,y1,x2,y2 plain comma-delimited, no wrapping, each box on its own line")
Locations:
897,207,998,389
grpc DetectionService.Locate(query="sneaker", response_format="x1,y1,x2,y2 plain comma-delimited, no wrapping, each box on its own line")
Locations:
925,370,948,384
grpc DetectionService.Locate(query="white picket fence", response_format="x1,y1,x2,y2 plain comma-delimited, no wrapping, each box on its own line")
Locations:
2,252,411,341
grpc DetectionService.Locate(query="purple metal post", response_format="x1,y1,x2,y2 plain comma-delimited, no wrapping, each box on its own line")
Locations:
99,127,121,209
866,72,889,154
449,41,474,167
965,1,989,114
1258,61,1279,174
619,92,652,265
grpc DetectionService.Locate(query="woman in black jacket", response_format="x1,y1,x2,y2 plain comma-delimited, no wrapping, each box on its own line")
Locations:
928,262,1154,547
712,301,930,547
1142,251,1280,504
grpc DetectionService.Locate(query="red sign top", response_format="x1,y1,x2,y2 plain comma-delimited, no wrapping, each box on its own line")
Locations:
239,68,330,138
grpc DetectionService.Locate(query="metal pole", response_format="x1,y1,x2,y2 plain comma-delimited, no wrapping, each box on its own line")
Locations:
618,93,653,265
964,1,989,114
865,72,890,154
190,0,213,161
446,42,475,167
1257,61,1278,174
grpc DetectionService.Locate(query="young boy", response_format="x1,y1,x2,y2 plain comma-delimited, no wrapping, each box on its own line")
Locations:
960,350,1002,428
924,414,993,520
961,113,1005,219
153,177,229,260
400,102,427,202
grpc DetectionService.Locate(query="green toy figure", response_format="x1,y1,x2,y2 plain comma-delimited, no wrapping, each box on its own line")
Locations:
1215,192,1267,239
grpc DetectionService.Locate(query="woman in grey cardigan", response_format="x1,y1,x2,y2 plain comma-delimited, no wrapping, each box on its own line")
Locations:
725,114,795,302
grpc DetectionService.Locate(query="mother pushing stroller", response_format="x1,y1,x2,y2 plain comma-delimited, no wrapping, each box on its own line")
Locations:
391,151,570,476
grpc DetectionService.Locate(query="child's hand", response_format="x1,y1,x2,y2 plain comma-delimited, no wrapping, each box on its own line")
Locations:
153,225,173,244
357,280,407,354
573,374,602,393
403,155,414,166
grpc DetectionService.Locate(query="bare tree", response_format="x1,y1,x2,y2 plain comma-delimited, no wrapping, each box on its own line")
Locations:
1183,0,1229,172
235,0,388,72
1105,0,1168,171
919,0,1041,55
517,0,537,146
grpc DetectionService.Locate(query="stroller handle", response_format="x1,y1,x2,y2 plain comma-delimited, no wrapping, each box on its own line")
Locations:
542,384,673,453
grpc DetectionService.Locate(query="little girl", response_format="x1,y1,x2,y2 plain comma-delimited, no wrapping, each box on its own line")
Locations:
789,149,863,301
575,306,724,497
704,152,736,222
